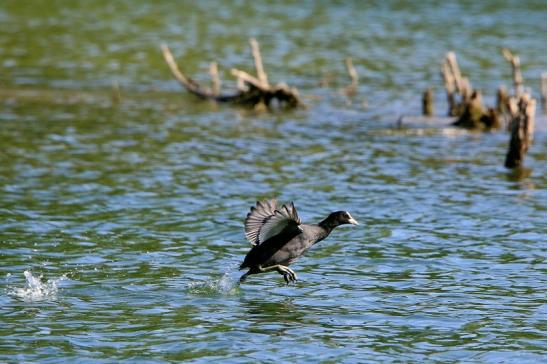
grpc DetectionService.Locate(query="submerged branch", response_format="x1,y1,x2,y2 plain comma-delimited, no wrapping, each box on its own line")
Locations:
161,39,302,109
161,44,215,100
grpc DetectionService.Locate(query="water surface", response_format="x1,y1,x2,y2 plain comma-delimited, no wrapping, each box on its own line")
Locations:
1,1,546,362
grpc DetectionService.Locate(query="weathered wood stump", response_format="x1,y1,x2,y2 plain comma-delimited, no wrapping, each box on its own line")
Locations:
452,90,500,130
500,49,532,132
422,88,433,116
505,93,536,168
161,38,302,110
441,52,499,131
441,51,466,117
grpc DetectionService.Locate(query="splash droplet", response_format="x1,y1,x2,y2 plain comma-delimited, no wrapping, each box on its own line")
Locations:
10,270,66,301
187,272,239,296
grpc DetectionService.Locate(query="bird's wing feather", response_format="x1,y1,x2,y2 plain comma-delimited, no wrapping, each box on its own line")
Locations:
245,199,278,246
258,202,301,244
244,200,301,246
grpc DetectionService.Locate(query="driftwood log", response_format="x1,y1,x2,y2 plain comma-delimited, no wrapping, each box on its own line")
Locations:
505,93,536,168
161,38,302,110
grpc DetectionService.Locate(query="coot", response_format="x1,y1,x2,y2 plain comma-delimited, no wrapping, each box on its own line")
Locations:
240,199,359,284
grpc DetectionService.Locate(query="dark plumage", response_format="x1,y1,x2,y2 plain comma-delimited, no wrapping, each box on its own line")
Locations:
239,199,359,284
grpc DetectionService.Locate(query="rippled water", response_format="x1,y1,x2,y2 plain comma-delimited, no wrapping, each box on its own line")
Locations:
1,1,546,362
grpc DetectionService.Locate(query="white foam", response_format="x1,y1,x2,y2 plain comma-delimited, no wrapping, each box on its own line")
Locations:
187,271,239,296
10,270,66,301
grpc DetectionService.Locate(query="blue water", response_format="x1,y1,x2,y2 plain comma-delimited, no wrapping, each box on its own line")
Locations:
1,1,546,362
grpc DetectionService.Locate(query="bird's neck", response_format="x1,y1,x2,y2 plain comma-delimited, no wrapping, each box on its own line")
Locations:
318,217,338,235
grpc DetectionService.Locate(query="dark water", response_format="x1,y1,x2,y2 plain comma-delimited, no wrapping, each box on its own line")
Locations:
1,1,546,362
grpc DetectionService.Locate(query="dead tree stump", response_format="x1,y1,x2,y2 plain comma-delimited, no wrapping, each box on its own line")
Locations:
441,51,462,117
505,93,536,168
441,52,499,130
451,89,499,131
496,86,509,115
500,48,535,132
161,38,302,110
422,88,433,116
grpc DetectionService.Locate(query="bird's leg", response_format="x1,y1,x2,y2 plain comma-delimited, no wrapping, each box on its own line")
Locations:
258,265,297,284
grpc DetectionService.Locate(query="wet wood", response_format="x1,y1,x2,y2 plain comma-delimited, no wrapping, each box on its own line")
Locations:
208,62,220,96
441,52,475,118
505,93,536,168
344,57,359,97
422,88,433,116
502,48,524,96
161,39,302,109
441,52,459,116
250,38,269,88
440,52,500,130
453,90,484,129
498,50,538,133
496,85,508,115
161,44,216,100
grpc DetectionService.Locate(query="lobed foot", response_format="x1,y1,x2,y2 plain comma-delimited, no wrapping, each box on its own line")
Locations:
277,265,298,285
257,264,298,285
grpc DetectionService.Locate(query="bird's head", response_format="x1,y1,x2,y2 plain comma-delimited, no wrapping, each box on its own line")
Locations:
322,211,359,229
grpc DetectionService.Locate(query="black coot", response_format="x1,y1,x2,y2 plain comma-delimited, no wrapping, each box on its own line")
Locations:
240,199,359,284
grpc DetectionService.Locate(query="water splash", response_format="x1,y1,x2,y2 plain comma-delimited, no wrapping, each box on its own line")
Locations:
187,271,240,296
10,270,66,301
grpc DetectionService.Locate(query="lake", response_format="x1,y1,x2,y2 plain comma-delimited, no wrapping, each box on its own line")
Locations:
1,1,546,362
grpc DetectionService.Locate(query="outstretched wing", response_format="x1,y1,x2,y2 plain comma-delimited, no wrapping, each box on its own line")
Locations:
244,200,302,246
258,202,301,244
245,199,278,245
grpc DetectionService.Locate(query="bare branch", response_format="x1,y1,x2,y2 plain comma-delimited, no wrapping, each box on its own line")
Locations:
161,44,213,99
502,48,524,96
446,51,463,93
250,38,269,88
230,68,265,90
345,57,359,88
209,62,220,96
